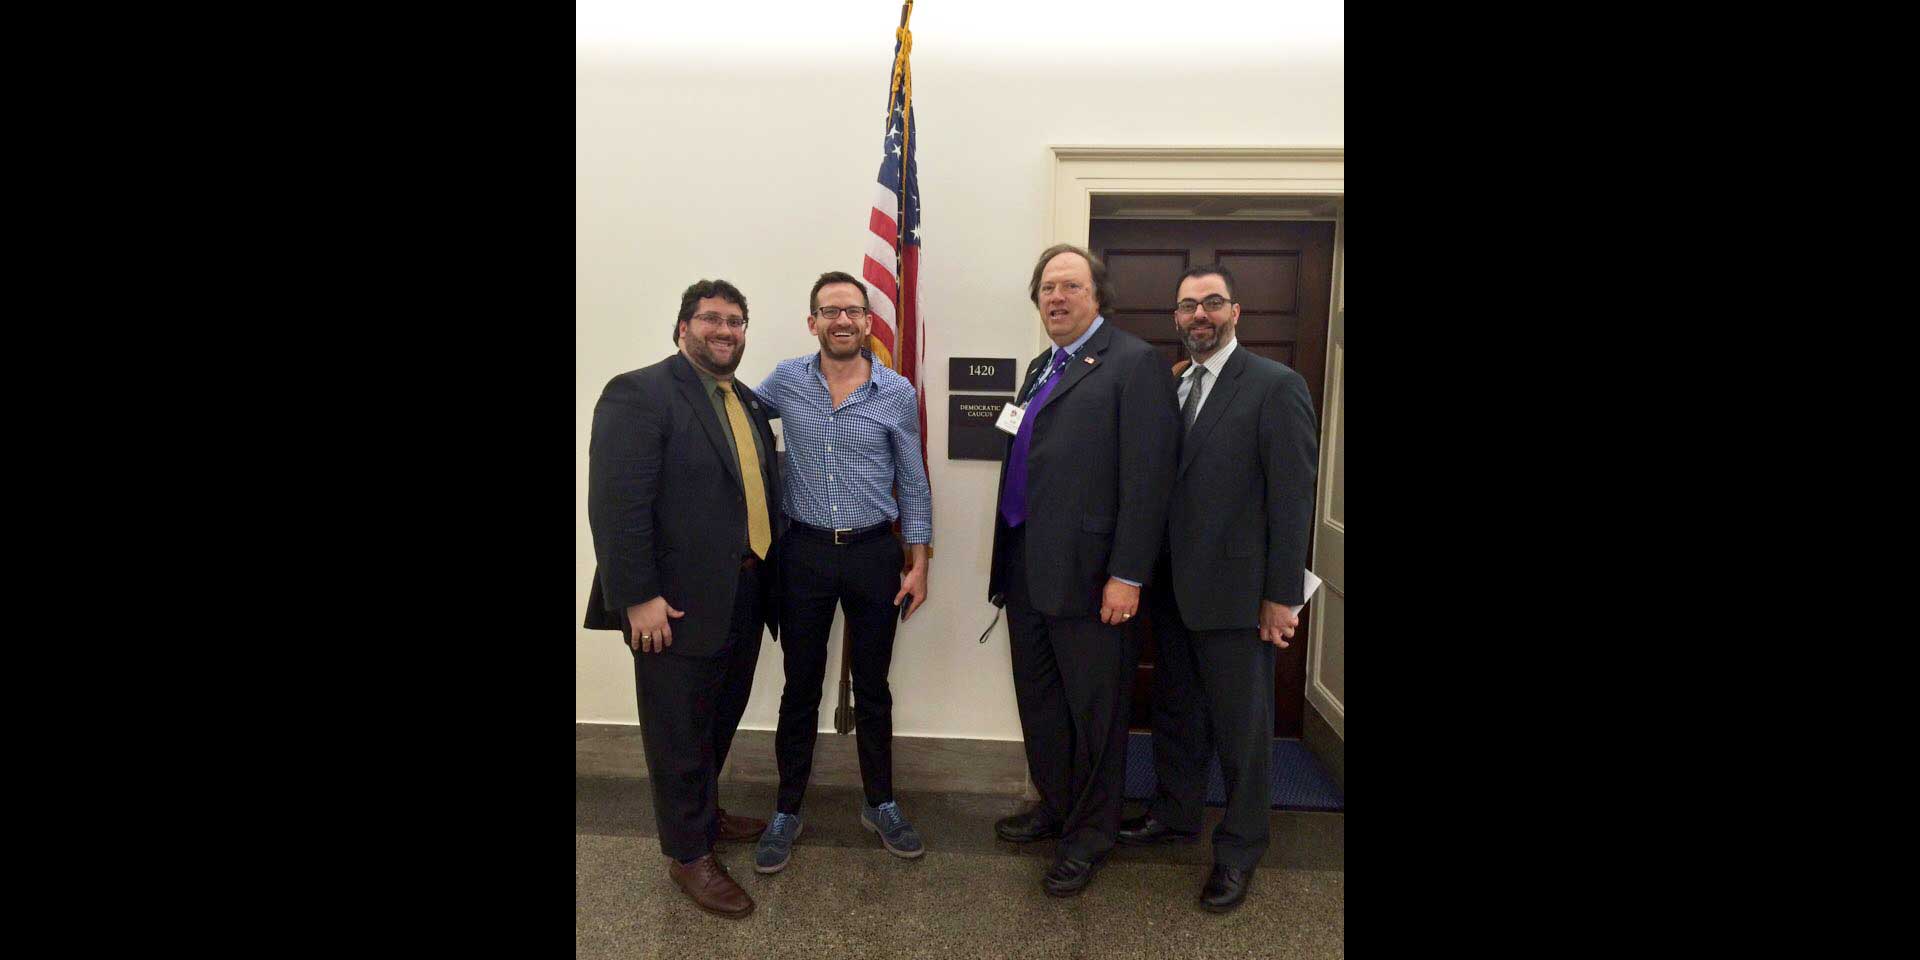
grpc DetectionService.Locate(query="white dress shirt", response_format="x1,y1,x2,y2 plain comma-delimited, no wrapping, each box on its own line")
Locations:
1178,336,1240,421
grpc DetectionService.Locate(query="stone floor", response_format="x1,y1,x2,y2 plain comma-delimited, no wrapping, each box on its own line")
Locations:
577,724,1344,959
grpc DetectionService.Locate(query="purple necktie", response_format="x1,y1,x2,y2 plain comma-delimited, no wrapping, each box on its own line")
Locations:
999,349,1073,528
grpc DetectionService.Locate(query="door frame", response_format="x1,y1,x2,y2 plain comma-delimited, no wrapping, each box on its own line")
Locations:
1044,144,1343,366
1046,144,1346,738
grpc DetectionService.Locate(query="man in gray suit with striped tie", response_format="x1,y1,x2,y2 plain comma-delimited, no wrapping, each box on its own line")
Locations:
1117,263,1318,914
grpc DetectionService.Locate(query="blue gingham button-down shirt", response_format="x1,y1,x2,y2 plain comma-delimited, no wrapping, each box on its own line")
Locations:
756,350,932,544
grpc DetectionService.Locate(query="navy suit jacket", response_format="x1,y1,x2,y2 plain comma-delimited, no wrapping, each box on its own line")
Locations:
988,321,1179,617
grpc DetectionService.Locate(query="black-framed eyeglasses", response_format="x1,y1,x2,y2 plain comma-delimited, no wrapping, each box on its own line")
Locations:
813,306,869,320
692,312,748,330
1174,296,1235,316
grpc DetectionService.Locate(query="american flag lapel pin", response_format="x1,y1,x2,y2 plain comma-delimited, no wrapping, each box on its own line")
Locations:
1083,356,1098,365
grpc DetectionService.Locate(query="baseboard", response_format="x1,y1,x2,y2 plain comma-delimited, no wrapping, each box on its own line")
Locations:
1301,703,1345,795
577,722,1036,797
578,720,1022,742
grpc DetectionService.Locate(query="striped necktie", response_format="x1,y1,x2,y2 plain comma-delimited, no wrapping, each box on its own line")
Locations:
1182,364,1208,432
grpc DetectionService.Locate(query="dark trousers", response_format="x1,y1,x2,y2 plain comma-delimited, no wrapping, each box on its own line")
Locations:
774,529,904,813
1004,526,1138,863
631,563,764,862
1146,577,1277,871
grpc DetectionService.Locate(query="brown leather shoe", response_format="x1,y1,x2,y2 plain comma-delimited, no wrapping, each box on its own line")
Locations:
666,854,755,918
715,808,768,843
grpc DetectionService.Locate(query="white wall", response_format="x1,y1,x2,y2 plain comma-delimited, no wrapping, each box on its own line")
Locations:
576,0,1344,739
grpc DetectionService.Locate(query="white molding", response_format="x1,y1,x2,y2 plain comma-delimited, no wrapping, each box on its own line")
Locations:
1308,669,1345,739
1307,578,1344,738
1092,214,1339,222
1051,145,1346,162
1048,145,1346,249
1307,270,1345,743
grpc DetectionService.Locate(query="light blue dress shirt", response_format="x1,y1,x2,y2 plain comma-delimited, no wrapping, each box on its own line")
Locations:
757,350,932,544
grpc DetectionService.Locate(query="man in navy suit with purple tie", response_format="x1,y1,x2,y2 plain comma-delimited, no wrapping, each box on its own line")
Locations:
986,243,1180,897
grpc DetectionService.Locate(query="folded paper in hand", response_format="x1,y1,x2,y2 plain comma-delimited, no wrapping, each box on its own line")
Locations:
1289,569,1324,617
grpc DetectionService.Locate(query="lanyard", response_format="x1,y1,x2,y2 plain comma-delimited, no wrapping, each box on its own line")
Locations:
1022,350,1072,405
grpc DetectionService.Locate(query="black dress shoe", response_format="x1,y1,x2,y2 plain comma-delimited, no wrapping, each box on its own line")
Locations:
1117,814,1199,846
995,808,1062,843
1043,852,1106,897
1199,864,1252,913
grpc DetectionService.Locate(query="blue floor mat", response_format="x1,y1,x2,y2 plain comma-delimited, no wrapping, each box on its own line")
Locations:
1122,732,1344,812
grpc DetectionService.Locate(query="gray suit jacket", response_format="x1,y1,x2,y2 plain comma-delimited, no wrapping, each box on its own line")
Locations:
1165,347,1318,630
583,352,784,656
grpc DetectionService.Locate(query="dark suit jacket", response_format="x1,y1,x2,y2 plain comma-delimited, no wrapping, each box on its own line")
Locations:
1164,346,1318,630
988,321,1179,617
584,352,783,656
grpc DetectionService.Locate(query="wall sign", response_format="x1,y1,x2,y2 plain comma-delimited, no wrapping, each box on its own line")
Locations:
949,357,1015,392
948,394,1013,461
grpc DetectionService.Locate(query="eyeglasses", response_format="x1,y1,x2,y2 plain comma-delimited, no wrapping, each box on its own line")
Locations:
1174,296,1235,316
813,305,869,320
692,312,748,330
1038,280,1087,297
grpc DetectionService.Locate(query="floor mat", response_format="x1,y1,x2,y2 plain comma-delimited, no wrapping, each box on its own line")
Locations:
1122,732,1344,812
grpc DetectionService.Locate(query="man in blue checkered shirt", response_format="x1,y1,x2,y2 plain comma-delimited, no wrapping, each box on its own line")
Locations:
749,270,933,874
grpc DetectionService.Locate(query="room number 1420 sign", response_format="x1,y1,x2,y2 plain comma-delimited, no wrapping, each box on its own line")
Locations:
948,357,1014,392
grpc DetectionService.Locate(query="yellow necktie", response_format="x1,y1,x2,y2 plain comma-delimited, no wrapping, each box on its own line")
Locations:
720,386,773,559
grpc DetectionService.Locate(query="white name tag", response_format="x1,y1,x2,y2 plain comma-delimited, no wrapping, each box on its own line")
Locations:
995,402,1026,435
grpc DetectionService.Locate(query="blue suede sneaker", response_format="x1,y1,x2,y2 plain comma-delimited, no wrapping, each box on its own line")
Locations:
860,800,925,859
754,812,802,874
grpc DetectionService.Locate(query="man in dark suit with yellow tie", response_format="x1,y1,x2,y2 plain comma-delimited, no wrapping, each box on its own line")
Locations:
1116,264,1318,913
988,243,1180,897
584,278,784,919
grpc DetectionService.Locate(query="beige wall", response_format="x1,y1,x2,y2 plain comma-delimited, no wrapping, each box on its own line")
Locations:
576,1,1344,738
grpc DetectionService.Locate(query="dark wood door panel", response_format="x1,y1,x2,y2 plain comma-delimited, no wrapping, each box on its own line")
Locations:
1218,250,1301,311
1104,250,1190,311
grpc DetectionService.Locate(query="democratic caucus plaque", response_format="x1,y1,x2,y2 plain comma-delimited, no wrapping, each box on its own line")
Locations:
948,394,1012,461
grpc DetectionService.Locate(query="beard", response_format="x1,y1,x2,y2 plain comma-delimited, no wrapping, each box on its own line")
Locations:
685,331,743,375
818,326,866,360
1181,322,1223,356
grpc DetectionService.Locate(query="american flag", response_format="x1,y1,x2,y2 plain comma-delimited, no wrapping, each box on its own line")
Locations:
862,6,928,478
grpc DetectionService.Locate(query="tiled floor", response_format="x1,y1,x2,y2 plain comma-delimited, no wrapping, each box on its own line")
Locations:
577,724,1345,958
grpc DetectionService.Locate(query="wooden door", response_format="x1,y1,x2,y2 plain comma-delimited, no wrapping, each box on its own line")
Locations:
1090,217,1335,737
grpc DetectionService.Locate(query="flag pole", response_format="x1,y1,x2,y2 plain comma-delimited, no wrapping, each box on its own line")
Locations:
840,0,918,737
887,0,914,351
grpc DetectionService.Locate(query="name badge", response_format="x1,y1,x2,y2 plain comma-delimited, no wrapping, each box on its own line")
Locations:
995,402,1026,435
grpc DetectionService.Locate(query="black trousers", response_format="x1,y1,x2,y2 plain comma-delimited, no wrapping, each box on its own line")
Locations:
630,562,764,862
774,529,904,813
1004,526,1138,863
1145,576,1277,871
